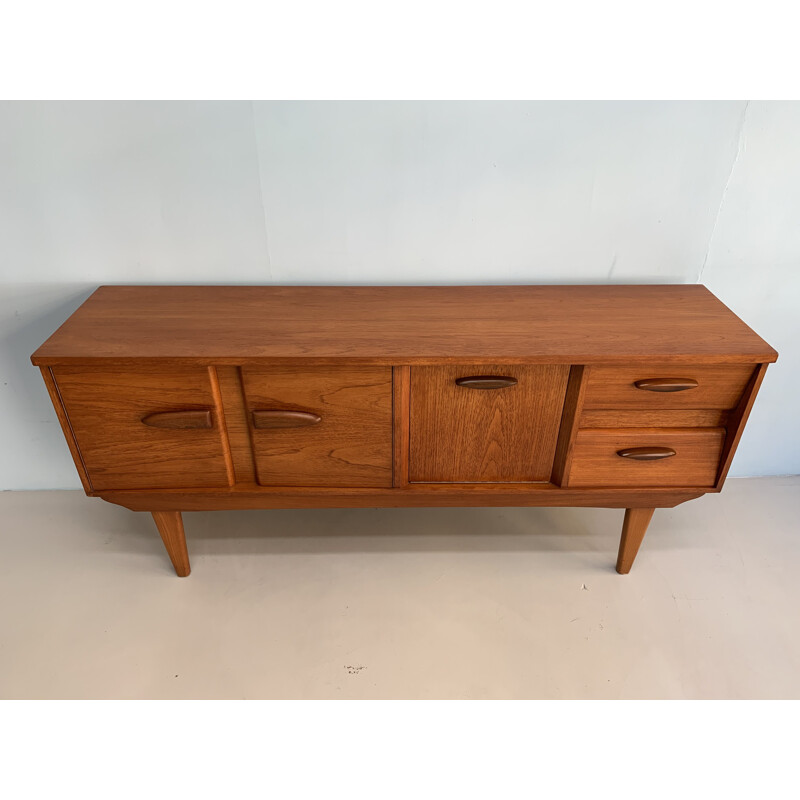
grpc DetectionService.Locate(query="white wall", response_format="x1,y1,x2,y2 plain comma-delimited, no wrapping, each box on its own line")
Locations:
1,101,797,489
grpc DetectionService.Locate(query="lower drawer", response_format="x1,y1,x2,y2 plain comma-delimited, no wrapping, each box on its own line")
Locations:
566,427,725,488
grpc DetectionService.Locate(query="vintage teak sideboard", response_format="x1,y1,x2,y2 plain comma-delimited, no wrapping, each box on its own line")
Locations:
31,285,777,577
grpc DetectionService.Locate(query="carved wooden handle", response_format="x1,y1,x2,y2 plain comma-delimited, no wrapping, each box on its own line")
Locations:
455,376,518,389
252,409,322,429
617,446,677,460
141,410,213,429
633,378,699,392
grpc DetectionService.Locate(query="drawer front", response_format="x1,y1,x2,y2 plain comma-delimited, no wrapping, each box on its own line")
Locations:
583,364,754,409
567,427,725,488
409,364,570,482
241,366,392,487
52,366,231,491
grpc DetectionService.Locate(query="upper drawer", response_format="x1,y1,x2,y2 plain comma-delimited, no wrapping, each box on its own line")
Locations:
583,364,755,410
52,366,231,491
241,366,392,488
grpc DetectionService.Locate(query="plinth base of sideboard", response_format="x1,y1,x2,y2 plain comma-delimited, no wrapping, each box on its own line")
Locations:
97,486,708,577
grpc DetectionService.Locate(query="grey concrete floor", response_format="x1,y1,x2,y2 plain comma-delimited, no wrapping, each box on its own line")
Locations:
0,477,798,699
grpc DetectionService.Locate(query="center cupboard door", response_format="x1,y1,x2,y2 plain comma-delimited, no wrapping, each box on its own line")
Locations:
409,365,570,483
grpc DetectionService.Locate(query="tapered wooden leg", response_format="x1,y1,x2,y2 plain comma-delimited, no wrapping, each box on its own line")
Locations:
151,511,191,577
616,507,655,574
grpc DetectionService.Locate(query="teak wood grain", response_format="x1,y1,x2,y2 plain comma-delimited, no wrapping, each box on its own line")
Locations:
39,367,94,494
566,427,726,488
716,362,769,489
392,366,411,487
409,364,569,483
550,366,588,486
616,508,656,575
240,365,393,487
51,365,231,491
31,285,778,366
579,409,728,429
30,284,776,577
213,366,258,485
151,511,190,577
583,364,755,410
101,486,706,511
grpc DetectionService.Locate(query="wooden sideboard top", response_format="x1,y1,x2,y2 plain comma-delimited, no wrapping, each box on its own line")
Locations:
31,284,777,366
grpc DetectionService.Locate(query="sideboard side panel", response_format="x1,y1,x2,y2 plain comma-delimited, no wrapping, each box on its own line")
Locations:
39,366,94,495
715,362,769,489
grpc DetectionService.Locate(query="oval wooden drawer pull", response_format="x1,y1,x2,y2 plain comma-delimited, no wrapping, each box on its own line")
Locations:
633,378,699,392
616,446,677,460
141,410,213,429
252,409,322,429
455,375,517,389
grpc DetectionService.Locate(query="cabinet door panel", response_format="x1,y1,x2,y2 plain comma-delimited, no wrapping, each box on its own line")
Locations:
241,366,392,487
52,366,231,491
409,365,569,483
